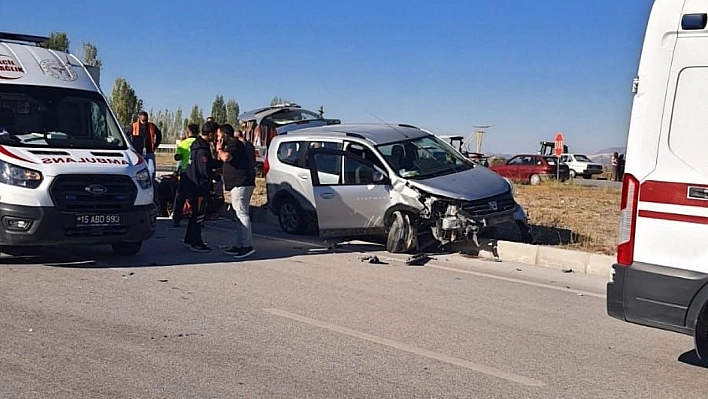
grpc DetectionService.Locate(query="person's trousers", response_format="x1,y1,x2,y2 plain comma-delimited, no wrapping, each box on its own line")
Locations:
230,185,255,248
172,171,188,223
184,192,207,246
144,152,156,179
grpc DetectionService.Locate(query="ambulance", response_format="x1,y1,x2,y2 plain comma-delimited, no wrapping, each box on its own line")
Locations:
0,32,156,256
607,0,708,359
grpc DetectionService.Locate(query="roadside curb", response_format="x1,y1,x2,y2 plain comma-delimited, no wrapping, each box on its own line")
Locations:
241,205,613,278
473,240,613,278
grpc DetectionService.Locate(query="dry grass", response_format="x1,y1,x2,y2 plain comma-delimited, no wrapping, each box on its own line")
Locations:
512,182,620,255
157,155,620,255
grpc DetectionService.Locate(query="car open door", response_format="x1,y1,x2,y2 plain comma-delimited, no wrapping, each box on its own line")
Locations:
307,148,391,238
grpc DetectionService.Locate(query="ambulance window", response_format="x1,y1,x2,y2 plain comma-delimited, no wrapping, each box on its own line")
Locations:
668,67,708,173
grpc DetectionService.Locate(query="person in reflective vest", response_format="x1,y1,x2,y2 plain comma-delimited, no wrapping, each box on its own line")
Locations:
130,111,163,177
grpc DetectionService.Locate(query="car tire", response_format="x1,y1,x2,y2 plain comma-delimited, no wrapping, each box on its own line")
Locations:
386,211,416,253
277,197,307,235
529,174,541,186
112,241,142,256
569,170,576,179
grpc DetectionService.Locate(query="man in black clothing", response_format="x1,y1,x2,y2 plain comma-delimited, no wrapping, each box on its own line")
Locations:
216,124,256,259
183,122,219,252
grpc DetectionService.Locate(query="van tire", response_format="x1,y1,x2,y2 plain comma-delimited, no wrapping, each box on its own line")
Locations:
695,301,708,360
386,211,416,253
529,174,541,186
277,197,307,235
112,241,142,256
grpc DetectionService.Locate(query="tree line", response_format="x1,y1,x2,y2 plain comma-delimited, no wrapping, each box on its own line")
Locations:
41,32,252,144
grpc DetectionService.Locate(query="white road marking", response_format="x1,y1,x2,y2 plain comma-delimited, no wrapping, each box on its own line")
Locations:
265,308,545,388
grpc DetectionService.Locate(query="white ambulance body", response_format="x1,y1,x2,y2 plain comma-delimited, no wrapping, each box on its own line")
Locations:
0,33,156,256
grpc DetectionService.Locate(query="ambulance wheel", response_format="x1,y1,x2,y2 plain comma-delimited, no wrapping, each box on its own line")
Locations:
386,211,416,253
695,301,708,361
112,241,143,256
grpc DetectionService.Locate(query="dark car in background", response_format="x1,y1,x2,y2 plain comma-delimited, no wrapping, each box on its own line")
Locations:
489,154,569,185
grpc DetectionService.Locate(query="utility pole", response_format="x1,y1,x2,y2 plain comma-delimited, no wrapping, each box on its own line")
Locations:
472,125,492,154
318,106,324,117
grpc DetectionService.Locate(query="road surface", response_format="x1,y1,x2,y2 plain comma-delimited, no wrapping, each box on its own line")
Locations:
0,219,704,398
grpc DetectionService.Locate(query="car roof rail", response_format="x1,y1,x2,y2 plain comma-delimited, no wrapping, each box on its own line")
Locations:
0,32,50,46
398,123,420,130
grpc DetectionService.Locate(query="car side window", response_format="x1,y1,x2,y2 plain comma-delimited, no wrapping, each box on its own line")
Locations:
311,152,342,185
508,156,523,165
277,141,303,167
305,141,342,167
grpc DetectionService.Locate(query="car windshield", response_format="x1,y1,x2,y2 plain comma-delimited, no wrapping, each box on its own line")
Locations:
377,135,474,179
575,154,592,162
0,84,126,150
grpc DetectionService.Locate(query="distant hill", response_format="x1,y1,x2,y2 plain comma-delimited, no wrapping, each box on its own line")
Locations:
588,148,625,166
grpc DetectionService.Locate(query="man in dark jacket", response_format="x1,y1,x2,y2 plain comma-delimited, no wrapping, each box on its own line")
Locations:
129,111,163,178
216,124,256,258
183,122,219,252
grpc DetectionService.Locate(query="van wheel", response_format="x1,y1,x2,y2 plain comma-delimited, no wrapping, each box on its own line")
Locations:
529,174,541,186
695,301,708,360
111,242,142,256
277,197,306,235
569,170,576,179
386,211,417,253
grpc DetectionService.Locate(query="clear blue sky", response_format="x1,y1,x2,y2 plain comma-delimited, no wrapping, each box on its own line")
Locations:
4,0,653,155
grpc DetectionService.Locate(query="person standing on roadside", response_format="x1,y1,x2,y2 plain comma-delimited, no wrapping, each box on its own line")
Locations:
130,111,162,178
172,124,198,227
611,152,619,182
216,124,256,259
183,122,219,252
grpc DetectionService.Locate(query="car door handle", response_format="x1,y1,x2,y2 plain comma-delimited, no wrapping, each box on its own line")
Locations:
319,193,336,200
298,174,309,180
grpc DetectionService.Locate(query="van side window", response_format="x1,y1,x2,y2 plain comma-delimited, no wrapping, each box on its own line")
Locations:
304,141,342,167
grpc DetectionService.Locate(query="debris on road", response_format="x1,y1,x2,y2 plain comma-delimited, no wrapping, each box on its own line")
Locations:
406,253,432,266
158,279,168,283
562,269,574,273
360,255,388,265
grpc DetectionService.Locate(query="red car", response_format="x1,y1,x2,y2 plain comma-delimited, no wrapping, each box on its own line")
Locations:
490,154,570,185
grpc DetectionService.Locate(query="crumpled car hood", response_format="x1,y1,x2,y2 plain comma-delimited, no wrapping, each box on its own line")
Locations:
405,166,510,201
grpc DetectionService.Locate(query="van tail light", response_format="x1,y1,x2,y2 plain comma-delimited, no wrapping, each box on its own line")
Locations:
263,150,270,177
617,173,639,266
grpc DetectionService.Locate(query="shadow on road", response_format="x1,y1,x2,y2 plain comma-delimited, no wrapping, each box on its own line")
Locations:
678,350,708,369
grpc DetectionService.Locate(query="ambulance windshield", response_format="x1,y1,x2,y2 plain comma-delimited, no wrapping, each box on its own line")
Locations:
0,85,127,150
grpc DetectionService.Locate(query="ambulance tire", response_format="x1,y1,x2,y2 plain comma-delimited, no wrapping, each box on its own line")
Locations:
386,211,416,253
111,241,143,256
694,301,708,361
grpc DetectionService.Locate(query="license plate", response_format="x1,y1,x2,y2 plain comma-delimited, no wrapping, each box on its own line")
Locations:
75,214,121,227
486,213,514,226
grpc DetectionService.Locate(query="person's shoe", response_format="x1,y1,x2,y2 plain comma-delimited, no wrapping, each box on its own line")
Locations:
190,243,211,253
224,246,242,256
233,246,255,259
182,241,191,248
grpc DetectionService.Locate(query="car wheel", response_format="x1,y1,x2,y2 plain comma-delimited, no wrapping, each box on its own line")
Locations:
386,211,417,253
277,197,307,235
529,174,541,186
569,170,576,179
111,241,142,256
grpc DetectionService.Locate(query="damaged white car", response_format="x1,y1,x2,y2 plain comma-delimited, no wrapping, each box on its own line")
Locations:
265,123,531,253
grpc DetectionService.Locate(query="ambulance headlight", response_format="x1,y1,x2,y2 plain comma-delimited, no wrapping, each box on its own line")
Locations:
135,168,152,189
0,159,43,189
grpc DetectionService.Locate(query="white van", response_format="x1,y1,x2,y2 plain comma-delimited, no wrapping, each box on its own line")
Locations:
607,0,708,358
0,33,156,256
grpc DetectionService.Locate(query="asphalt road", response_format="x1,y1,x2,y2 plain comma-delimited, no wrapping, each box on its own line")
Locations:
0,219,704,398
